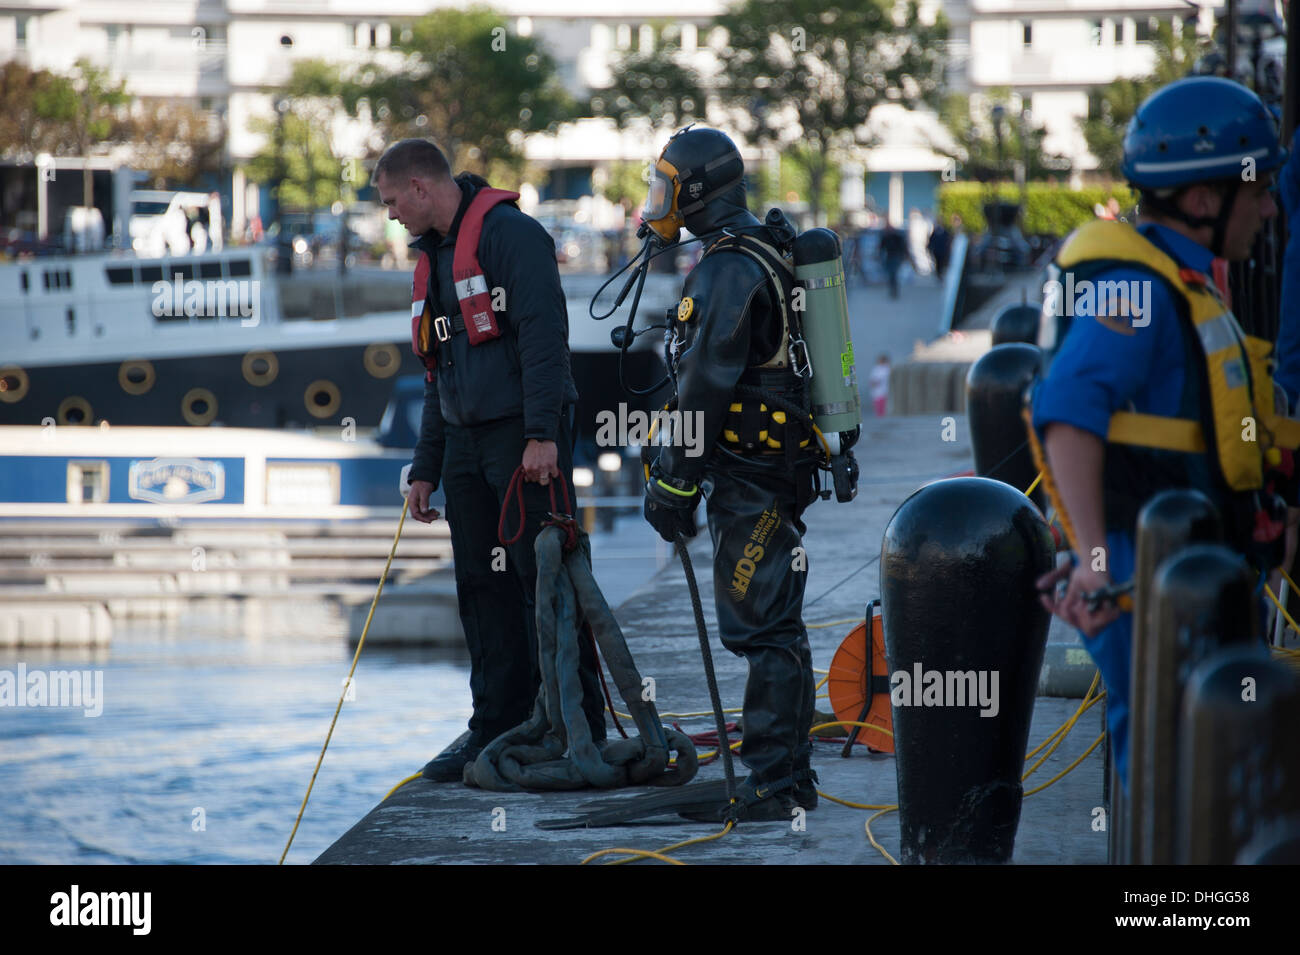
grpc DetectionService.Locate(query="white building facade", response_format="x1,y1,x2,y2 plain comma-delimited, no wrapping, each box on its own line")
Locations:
946,0,1224,179
0,0,1232,232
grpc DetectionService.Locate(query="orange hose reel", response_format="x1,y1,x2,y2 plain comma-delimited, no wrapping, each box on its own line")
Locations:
826,600,894,753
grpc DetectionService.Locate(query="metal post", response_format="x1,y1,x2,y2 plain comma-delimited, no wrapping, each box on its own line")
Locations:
1127,489,1221,864
1178,647,1300,864
1146,544,1258,864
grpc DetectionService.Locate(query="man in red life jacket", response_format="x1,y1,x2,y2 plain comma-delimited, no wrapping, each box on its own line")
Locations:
373,139,605,781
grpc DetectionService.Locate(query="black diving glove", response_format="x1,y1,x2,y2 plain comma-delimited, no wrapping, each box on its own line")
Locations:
643,467,701,543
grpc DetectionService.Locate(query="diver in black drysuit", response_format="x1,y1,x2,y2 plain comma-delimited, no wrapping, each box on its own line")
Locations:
641,127,820,821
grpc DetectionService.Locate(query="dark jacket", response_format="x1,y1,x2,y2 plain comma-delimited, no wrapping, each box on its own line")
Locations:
409,174,579,485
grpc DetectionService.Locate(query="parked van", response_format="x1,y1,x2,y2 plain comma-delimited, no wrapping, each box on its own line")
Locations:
129,190,211,257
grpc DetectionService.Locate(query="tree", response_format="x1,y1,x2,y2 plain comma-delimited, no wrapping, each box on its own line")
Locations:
344,7,577,175
599,160,654,210
710,0,947,222
1080,21,1205,178
244,105,343,214
594,43,707,133
32,59,130,206
939,90,1071,183
123,100,225,188
0,62,82,161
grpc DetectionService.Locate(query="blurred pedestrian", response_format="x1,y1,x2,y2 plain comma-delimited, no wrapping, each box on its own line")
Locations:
928,217,953,281
879,223,907,299
868,354,891,417
908,208,932,276
207,192,224,252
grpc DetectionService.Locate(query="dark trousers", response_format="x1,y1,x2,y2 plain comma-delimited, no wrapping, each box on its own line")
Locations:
440,412,606,743
705,460,815,783
884,258,902,298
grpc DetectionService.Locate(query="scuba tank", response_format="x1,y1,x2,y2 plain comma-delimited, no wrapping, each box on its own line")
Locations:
793,228,862,502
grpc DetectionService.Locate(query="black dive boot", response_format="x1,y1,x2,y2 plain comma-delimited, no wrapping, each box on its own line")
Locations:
677,774,798,823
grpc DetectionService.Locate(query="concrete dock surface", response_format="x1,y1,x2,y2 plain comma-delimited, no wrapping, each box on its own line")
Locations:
316,415,1109,865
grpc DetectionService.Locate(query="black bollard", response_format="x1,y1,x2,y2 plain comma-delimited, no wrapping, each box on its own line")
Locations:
882,476,1054,863
1235,816,1300,864
1126,489,1221,865
1177,647,1300,864
966,343,1043,503
1145,545,1258,865
990,303,1042,346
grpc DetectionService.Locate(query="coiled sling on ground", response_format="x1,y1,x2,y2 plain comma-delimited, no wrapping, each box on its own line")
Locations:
464,472,699,792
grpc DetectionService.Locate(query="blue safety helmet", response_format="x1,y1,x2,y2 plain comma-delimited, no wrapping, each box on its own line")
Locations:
1121,76,1285,189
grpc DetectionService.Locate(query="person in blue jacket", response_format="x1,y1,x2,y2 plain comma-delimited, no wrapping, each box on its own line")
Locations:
1032,77,1284,789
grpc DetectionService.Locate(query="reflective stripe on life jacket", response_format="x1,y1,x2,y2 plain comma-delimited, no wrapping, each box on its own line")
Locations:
454,187,519,344
409,186,522,378
411,251,435,382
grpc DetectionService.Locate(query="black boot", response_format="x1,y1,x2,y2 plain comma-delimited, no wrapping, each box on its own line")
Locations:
420,730,485,782
793,767,819,810
678,774,798,823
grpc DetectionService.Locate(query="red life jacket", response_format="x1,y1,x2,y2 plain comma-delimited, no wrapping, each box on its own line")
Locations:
410,187,521,379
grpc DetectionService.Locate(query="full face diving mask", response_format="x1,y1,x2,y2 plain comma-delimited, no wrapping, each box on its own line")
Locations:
642,157,684,244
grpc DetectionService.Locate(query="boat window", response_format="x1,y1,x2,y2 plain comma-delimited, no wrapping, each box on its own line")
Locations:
169,263,197,281
199,261,223,279
228,259,252,277
106,266,135,286
20,271,28,292
140,264,164,284
67,461,109,504
44,270,72,290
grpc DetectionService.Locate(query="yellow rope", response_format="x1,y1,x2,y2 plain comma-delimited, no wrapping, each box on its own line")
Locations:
1022,406,1083,554
279,495,410,865
383,772,423,802
817,791,894,811
614,707,742,720
810,719,893,740
581,847,687,865
1023,674,1103,780
1282,566,1299,596
1025,672,1101,760
1265,583,1300,637
602,821,736,865
806,618,862,630
865,808,900,865
1024,469,1044,497
1024,733,1107,796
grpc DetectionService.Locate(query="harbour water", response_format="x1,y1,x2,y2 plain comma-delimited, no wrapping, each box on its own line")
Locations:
0,516,668,865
